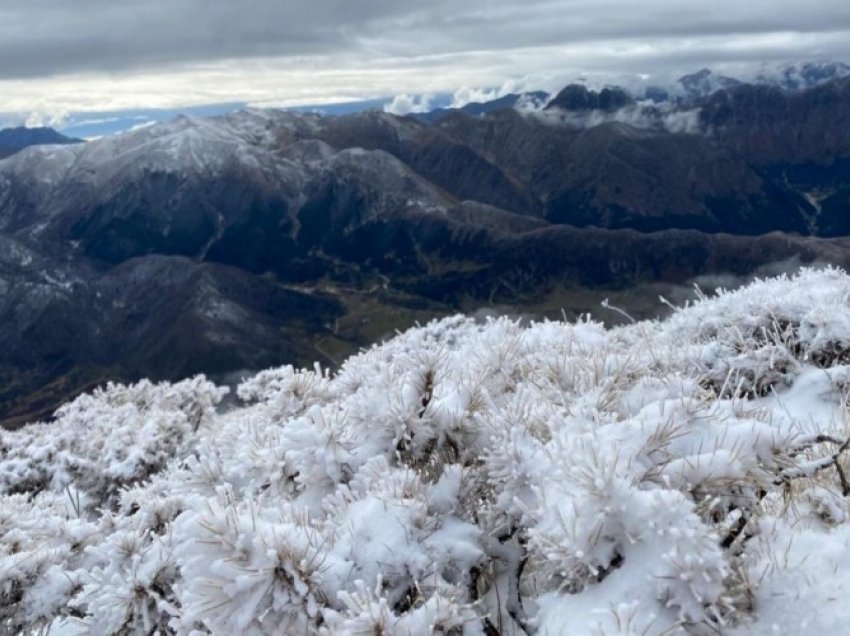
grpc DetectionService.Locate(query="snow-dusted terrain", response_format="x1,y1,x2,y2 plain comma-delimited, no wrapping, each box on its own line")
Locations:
0,108,457,248
4,268,850,634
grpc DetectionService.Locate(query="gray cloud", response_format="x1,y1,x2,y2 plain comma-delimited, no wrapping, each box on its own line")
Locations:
1,0,850,115
3,0,850,79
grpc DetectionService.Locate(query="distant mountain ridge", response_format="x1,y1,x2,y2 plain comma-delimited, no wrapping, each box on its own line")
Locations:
754,61,850,91
656,62,850,100
409,60,850,117
544,85,634,112
8,61,846,142
412,91,549,123
0,126,81,159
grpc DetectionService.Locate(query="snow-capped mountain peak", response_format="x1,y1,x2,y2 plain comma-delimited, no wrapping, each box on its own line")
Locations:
676,67,742,97
755,60,850,91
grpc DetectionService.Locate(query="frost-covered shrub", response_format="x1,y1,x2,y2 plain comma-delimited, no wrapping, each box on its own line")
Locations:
5,268,850,634
236,363,335,418
0,376,227,505
73,532,178,634
660,267,850,398
173,492,333,634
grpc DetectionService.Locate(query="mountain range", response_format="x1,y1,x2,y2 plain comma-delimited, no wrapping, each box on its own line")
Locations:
3,64,850,427
0,126,79,159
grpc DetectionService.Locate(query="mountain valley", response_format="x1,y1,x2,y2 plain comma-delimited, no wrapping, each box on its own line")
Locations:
3,66,850,426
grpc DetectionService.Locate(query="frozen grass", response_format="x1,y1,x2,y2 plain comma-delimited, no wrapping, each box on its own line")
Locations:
3,268,850,634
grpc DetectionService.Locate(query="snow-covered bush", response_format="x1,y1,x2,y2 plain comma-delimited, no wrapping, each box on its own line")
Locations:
0,377,226,503
4,268,850,634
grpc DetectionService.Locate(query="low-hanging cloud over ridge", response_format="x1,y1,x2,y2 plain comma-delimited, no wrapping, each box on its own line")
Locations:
0,0,849,118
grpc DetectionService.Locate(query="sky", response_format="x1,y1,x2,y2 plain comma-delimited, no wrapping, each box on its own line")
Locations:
3,0,850,126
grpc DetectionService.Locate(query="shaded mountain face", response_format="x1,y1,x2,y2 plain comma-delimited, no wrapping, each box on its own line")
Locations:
0,126,81,159
3,73,850,426
677,68,742,98
699,78,850,161
432,111,812,234
545,85,634,112
693,77,850,236
0,233,345,427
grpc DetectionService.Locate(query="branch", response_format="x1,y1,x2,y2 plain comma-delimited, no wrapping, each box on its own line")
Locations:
782,435,850,496
482,534,536,636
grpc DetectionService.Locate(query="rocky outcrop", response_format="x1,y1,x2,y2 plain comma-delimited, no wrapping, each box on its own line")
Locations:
545,84,634,112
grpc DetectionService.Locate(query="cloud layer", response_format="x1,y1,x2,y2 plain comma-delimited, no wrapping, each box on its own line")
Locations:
2,0,850,117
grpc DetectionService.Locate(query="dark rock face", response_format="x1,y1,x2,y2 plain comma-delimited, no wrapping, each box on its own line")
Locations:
4,73,850,426
545,85,635,112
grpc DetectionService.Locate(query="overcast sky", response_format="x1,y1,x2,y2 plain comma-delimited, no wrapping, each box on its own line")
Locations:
3,0,850,122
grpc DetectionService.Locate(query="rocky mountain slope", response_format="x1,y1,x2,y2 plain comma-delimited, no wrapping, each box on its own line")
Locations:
3,71,850,426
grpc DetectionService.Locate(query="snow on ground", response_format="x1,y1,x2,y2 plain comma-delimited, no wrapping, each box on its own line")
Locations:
3,268,850,634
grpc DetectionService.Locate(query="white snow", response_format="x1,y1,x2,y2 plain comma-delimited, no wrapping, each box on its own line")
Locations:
4,268,850,634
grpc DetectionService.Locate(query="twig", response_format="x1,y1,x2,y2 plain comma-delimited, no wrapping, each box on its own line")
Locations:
783,435,850,496
482,532,536,635
600,299,636,324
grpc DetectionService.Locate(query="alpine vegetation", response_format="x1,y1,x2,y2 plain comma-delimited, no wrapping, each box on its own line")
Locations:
4,268,850,634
